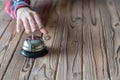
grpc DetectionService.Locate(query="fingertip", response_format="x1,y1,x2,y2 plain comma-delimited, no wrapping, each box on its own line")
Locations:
40,28,48,34
16,27,20,33
32,28,37,33
45,30,48,34
17,30,20,33
26,30,30,34
16,19,22,34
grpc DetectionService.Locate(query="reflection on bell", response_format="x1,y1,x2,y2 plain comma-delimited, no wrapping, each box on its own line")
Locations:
21,34,48,58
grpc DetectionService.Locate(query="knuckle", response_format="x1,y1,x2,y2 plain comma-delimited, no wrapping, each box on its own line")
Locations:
33,12,38,16
33,11,37,14
26,12,31,16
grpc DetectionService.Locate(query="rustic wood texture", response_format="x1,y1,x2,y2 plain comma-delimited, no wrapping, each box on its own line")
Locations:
0,0,120,80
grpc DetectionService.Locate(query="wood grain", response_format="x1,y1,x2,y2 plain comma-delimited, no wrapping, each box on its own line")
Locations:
29,0,61,80
0,1,4,11
0,0,120,80
0,20,23,80
2,0,37,80
0,3,12,38
83,0,110,80
55,0,83,80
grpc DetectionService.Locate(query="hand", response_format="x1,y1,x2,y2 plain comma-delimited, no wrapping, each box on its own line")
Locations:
16,7,48,34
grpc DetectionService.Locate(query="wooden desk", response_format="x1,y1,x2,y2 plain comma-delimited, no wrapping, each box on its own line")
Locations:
0,0,120,80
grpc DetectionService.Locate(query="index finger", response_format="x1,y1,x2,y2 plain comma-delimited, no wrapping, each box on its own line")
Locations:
33,13,48,34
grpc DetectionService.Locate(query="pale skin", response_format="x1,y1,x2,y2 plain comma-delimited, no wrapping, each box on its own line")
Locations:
16,7,48,34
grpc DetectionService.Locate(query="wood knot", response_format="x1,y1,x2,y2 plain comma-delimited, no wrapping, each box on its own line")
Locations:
71,41,78,46
72,17,82,22
109,1,112,5
43,35,51,41
114,23,119,27
73,72,82,79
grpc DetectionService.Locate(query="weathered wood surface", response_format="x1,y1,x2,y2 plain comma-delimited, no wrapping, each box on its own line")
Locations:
0,0,120,80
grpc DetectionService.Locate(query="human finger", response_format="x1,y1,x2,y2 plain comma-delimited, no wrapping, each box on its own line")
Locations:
27,13,38,32
22,18,31,34
16,18,23,33
33,13,48,34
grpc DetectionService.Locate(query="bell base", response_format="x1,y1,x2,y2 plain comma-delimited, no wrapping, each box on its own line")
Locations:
21,47,48,58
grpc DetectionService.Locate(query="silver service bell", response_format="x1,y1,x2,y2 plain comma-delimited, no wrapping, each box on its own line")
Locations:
21,34,48,58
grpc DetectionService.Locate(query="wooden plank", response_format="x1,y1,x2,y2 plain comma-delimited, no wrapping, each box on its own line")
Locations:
0,20,23,80
0,1,4,11
89,0,96,25
102,0,120,80
106,0,119,28
82,0,111,80
0,6,12,38
2,32,35,80
55,0,83,80
114,0,120,18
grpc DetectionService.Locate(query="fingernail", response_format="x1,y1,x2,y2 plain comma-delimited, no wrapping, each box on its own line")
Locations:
42,29,48,34
41,27,48,34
